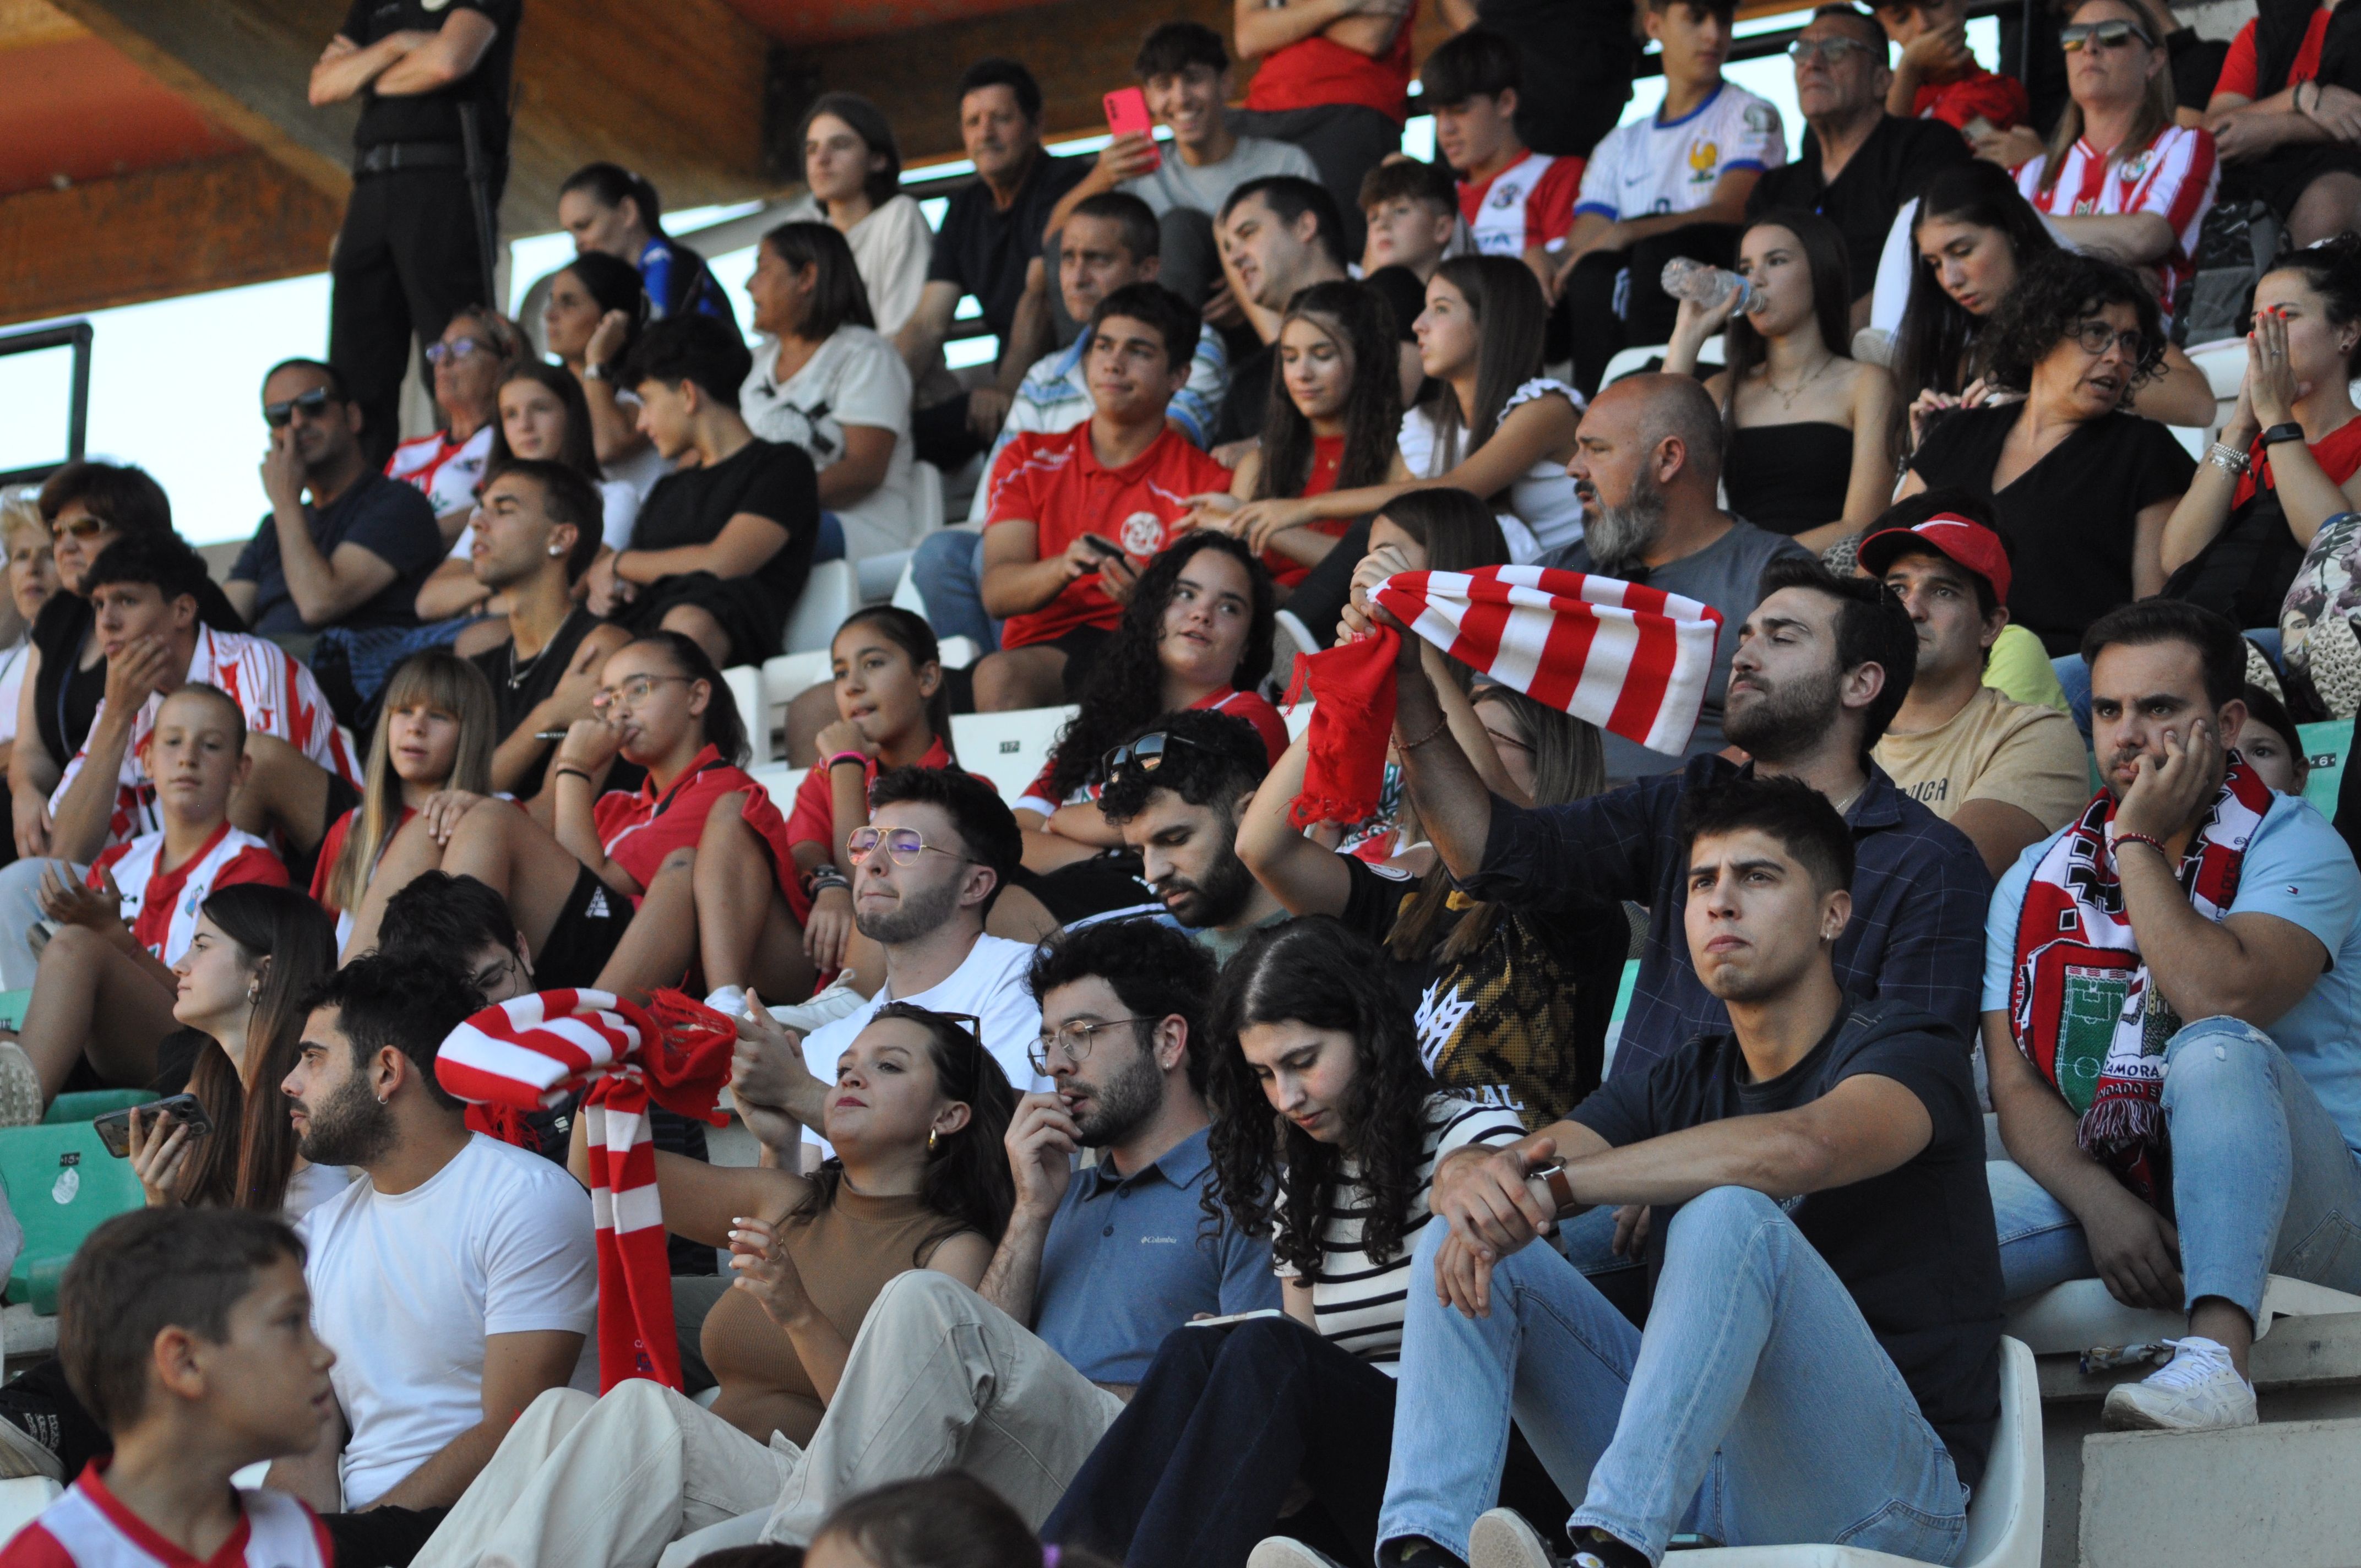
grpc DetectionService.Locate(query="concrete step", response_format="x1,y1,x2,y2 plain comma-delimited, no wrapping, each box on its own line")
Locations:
2079,1417,2361,1566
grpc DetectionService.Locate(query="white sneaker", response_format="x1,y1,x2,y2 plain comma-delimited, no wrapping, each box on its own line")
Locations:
2102,1335,2258,1431
1469,1510,1558,1568
766,973,868,1034
0,1415,63,1482
0,1043,41,1130
702,985,749,1020
1248,1540,1345,1568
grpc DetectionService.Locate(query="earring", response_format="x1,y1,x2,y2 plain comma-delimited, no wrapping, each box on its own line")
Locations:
926,1128,939,1153
246,982,260,1003
548,545,564,556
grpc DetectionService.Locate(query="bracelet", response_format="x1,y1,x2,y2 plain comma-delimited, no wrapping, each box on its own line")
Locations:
2262,421,2308,447
803,866,850,897
1395,713,1453,752
582,361,611,383
2205,442,2251,475
825,750,869,771
553,767,594,785
2114,830,2173,859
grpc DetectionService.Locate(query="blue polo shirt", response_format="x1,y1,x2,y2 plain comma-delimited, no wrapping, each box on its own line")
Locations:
1031,1126,1279,1385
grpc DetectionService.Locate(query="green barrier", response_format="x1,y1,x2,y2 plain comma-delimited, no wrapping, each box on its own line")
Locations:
1609,960,1639,1026
2300,720,2348,821
0,992,24,1032
0,1111,148,1315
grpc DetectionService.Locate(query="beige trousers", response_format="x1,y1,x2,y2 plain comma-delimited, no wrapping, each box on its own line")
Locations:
410,1380,788,1568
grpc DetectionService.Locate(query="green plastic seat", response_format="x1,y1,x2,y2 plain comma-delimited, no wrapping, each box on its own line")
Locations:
2300,720,2348,820
0,992,24,1031
0,1118,146,1315
1609,960,1639,1027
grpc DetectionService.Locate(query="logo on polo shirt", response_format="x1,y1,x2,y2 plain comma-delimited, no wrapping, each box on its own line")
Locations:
1119,511,1166,556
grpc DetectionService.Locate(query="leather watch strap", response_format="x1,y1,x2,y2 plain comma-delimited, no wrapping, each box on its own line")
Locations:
1542,1164,1575,1216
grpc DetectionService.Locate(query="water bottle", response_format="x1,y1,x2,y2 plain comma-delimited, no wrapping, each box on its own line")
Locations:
1660,257,1761,316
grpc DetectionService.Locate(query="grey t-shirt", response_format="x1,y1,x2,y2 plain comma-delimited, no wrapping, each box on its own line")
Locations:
1543,520,1812,782
1122,130,1320,217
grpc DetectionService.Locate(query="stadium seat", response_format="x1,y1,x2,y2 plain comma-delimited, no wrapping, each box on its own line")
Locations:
1282,699,1314,741
1673,1337,2040,1568
784,559,860,655
858,550,912,604
0,992,21,1031
2004,1274,2361,1357
938,635,979,670
948,706,1076,808
912,459,946,538
0,1113,146,1314
1600,337,1724,390
722,665,767,763
2299,718,2347,821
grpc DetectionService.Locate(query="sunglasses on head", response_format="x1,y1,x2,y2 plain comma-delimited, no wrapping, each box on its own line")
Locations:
1102,728,1216,781
2061,18,2152,50
263,387,335,427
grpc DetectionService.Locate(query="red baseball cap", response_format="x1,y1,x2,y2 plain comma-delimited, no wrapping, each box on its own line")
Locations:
1857,514,2011,605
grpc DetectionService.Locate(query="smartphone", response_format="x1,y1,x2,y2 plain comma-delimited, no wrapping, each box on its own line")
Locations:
1102,88,1161,172
1185,1308,1284,1329
1080,532,1129,560
94,1094,214,1160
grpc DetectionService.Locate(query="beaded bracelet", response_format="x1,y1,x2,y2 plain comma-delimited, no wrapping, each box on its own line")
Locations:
2114,831,2172,860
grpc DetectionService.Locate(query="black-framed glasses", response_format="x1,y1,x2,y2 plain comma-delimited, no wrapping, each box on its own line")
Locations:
590,673,692,710
2061,18,2152,51
1029,1016,1156,1074
847,825,971,866
424,337,491,367
1788,36,1876,63
263,387,335,427
1102,728,1215,781
2070,319,2147,358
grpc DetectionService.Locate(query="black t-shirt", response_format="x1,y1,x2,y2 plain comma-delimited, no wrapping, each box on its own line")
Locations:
342,0,520,156
470,606,651,801
926,150,1090,349
231,471,444,634
1908,405,2195,654
629,437,819,604
1748,115,1970,301
1571,996,2003,1489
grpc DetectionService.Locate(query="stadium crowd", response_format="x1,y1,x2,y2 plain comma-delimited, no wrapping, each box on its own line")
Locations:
11,0,2361,1562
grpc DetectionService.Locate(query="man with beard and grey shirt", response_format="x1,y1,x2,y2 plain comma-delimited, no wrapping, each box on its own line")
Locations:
1544,373,1813,784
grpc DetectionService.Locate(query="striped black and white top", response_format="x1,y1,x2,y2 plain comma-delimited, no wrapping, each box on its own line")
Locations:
1275,1093,1527,1372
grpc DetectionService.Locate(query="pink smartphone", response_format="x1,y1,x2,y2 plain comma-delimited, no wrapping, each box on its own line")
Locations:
1103,87,1161,172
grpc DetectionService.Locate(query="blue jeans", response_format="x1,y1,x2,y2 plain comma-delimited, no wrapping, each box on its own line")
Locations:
1989,1015,2361,1318
910,529,999,650
1379,1188,1969,1564
815,511,846,563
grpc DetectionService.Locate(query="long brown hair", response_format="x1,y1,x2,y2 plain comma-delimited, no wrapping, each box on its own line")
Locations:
1415,256,1549,487
1253,280,1402,504
2038,0,2175,197
1718,211,1854,435
181,886,338,1212
325,652,498,912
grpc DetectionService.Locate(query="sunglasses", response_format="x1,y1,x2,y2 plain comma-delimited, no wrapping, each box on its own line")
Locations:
1101,728,1216,781
1788,36,1878,63
263,387,336,427
52,515,110,542
847,825,971,866
424,337,492,367
2061,18,2152,51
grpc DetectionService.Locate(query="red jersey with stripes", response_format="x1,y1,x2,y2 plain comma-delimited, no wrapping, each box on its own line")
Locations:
51,627,362,850
385,424,493,521
1016,686,1290,818
2013,126,2218,322
591,745,796,906
91,821,287,964
1459,152,1585,258
983,423,1233,651
0,1464,331,1568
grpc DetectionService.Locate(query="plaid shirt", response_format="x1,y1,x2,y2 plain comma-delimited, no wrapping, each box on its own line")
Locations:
1461,754,1993,1077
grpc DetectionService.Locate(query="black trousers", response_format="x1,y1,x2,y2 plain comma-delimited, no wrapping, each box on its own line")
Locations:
1558,221,1743,396
1042,1316,1565,1568
330,166,499,469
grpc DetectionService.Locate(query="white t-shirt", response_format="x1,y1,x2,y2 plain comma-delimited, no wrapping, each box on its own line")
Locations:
284,1159,355,1224
741,325,921,563
447,477,638,564
0,635,29,748
1398,378,1586,557
777,193,937,340
1575,83,1786,223
798,933,1049,1158
299,1134,596,1509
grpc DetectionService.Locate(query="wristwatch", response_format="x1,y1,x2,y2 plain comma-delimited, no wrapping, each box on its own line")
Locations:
1532,1161,1576,1216
582,361,612,383
2262,421,2308,447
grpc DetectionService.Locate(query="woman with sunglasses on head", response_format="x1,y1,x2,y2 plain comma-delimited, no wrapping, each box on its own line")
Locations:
388,307,526,546
1897,249,2194,657
411,1003,1015,1568
542,250,670,497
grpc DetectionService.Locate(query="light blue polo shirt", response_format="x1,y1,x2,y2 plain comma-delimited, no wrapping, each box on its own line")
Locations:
1030,1126,1280,1385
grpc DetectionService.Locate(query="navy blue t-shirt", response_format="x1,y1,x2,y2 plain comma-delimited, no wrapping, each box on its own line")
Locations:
230,470,443,633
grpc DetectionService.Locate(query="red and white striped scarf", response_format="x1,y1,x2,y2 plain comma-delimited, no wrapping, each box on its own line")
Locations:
436,989,735,1391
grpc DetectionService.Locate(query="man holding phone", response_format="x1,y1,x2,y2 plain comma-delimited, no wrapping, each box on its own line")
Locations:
970,283,1231,712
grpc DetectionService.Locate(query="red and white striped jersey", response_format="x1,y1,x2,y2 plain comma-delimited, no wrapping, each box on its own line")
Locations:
0,1465,331,1568
2014,125,2218,324
51,626,362,849
91,821,289,963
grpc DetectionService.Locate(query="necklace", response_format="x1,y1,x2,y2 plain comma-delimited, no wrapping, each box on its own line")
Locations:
1762,354,1837,411
504,605,582,691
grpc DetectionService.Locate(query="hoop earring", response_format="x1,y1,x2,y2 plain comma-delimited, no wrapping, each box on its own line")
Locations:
926,1128,939,1154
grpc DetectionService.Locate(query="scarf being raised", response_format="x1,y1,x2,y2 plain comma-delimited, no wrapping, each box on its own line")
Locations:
436,989,736,1390
2008,762,2273,1208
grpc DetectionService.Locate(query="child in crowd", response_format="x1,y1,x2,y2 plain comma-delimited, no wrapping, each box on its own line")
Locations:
1870,0,2030,131
804,1476,1053,1568
1358,158,1463,281
1423,28,1585,296
0,1208,336,1568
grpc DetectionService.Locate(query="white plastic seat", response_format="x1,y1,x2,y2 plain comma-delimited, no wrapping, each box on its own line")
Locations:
0,1475,63,1539
948,705,1078,808
1599,336,1724,390
720,665,767,763
782,559,859,654
1283,699,1315,741
1674,1337,2041,1568
2004,1273,2361,1357
743,760,806,807
912,458,946,537
857,549,911,603
937,635,980,670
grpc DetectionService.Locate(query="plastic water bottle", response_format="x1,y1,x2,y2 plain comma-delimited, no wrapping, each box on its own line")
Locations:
1660,257,1761,316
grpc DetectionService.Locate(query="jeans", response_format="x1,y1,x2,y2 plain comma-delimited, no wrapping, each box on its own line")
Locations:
1989,1015,2361,1320
1379,1190,1970,1565
0,857,86,991
910,529,999,651
815,511,846,564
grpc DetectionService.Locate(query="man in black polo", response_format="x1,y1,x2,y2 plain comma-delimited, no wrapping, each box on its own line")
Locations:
311,0,520,467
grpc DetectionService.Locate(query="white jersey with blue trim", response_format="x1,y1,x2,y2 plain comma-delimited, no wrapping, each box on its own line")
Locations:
1574,82,1787,223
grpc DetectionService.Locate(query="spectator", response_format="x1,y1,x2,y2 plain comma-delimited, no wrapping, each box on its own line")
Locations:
271,956,592,1538
1665,211,1899,548
417,361,642,623
1747,6,1972,332
1381,547,1992,1073
389,306,523,542
798,1474,1050,1568
972,285,1232,711
314,649,498,951
1873,0,2033,132
1042,919,1562,1568
1862,510,2092,874
1437,0,1646,162
1984,601,2361,1433
1424,29,1584,296
2010,0,2219,328
1095,708,1292,965
740,222,920,568
1556,0,1785,394
540,251,667,494
1016,535,1283,908
1194,280,1408,590
559,163,735,326
1364,775,2000,1568
1210,177,1357,443
1358,157,1464,280
586,316,822,671
2204,0,2361,248
6,685,286,1116
781,93,938,339
2231,679,2311,794
2162,238,2361,629
310,0,518,469
899,59,1089,470
0,494,58,815
406,1004,1012,1566
1540,374,1813,778
1048,22,1319,314
1230,0,1419,251
0,1209,338,1568
231,360,446,651
1898,249,2195,658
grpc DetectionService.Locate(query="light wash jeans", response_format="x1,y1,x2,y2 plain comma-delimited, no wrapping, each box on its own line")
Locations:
1379,1187,1970,1565
1989,1015,2361,1318
910,529,999,651
0,857,85,992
